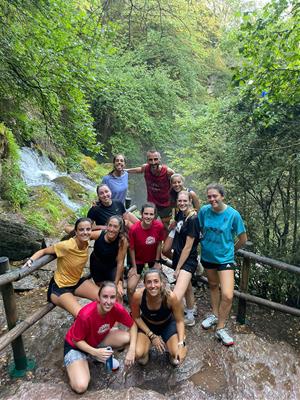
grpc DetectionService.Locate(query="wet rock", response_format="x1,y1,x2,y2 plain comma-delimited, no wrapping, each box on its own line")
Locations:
52,176,90,201
0,218,46,261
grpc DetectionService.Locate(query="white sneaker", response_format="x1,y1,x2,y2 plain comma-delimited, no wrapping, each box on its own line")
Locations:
215,328,234,346
184,315,195,327
201,314,218,329
184,305,198,317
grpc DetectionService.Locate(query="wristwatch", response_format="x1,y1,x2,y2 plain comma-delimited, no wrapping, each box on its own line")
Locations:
178,340,186,347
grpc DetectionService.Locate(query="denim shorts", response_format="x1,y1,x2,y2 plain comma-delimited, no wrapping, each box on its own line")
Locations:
63,340,88,367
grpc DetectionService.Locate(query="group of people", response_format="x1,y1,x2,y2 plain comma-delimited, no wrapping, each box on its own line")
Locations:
24,150,247,394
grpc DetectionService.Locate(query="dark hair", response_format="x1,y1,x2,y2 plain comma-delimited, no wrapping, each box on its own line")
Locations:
96,184,111,196
143,269,170,307
206,183,225,197
106,215,128,250
141,202,157,218
109,154,126,176
98,281,116,297
74,217,92,231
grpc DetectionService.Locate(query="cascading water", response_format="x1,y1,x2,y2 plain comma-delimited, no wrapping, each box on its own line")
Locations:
19,147,96,211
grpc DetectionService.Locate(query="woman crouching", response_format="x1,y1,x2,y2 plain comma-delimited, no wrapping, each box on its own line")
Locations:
131,269,186,366
64,281,137,394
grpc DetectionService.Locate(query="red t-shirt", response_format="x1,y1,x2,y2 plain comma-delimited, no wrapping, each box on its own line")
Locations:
144,164,171,207
129,219,164,264
65,301,133,348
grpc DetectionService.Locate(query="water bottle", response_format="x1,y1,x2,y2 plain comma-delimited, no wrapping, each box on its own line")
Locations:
105,346,113,372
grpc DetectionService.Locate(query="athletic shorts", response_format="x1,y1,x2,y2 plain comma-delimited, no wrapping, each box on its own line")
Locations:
156,205,172,219
172,252,197,275
201,259,236,271
132,261,155,275
47,276,89,302
90,252,117,283
140,316,177,343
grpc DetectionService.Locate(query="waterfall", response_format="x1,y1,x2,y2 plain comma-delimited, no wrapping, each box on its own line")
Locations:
19,147,95,211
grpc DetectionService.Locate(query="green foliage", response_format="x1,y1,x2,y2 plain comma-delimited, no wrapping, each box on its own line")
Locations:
22,186,75,235
80,156,110,182
0,123,28,208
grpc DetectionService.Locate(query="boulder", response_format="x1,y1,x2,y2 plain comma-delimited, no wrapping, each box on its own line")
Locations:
0,218,46,261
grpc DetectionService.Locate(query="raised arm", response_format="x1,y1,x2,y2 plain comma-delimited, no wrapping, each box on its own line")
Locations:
126,164,147,174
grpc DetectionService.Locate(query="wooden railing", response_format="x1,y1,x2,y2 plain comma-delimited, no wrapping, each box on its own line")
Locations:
0,236,299,378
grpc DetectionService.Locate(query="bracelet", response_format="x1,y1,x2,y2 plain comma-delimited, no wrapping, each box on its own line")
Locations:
29,258,34,263
149,333,157,341
155,259,161,263
146,330,153,338
178,340,186,347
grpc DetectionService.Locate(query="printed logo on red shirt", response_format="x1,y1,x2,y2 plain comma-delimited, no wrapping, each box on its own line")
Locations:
98,324,110,334
145,236,155,245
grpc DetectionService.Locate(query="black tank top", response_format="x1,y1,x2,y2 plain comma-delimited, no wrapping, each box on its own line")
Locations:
92,231,119,269
140,289,172,322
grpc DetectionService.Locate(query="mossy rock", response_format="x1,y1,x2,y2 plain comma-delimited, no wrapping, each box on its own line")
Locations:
52,176,89,201
80,155,110,182
22,187,75,235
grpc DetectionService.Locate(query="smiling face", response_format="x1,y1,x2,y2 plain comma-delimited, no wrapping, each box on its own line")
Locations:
106,217,121,241
171,176,184,192
207,188,224,211
113,155,125,172
97,185,112,205
98,285,117,314
177,191,191,214
144,272,162,297
147,151,161,171
141,206,155,228
75,220,92,243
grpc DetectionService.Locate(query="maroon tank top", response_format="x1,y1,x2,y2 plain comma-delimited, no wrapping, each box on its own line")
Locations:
144,164,171,207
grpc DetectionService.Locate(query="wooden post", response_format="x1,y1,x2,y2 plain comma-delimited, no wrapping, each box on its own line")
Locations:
0,256,35,377
236,242,253,324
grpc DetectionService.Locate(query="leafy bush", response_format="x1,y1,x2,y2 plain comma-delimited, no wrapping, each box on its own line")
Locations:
0,123,28,209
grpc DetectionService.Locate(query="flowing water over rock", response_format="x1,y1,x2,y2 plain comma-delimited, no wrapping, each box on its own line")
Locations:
0,286,299,400
19,147,96,211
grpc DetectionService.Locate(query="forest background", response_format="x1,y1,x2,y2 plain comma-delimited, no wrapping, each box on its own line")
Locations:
0,0,299,306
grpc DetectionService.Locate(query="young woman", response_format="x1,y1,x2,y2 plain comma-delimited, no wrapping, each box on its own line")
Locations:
131,269,186,366
127,203,165,300
199,183,247,346
87,184,137,230
170,173,200,212
23,218,100,318
102,154,128,205
64,281,137,394
164,191,200,327
90,215,128,299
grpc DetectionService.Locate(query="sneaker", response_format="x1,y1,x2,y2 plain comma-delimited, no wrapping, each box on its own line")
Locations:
184,305,198,317
201,314,218,329
169,354,179,366
215,328,234,346
184,315,195,327
137,353,149,366
111,357,120,371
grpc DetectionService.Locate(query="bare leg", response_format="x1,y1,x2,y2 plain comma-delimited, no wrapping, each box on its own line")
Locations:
50,292,82,318
135,332,151,365
101,329,130,348
184,281,195,309
66,359,90,394
205,269,220,317
173,270,192,303
216,270,234,329
74,279,99,301
127,269,142,303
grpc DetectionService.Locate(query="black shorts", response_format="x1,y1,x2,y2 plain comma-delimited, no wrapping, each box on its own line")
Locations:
201,259,236,271
90,252,117,283
134,261,155,275
156,205,172,219
140,316,177,343
172,252,197,275
47,276,89,302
